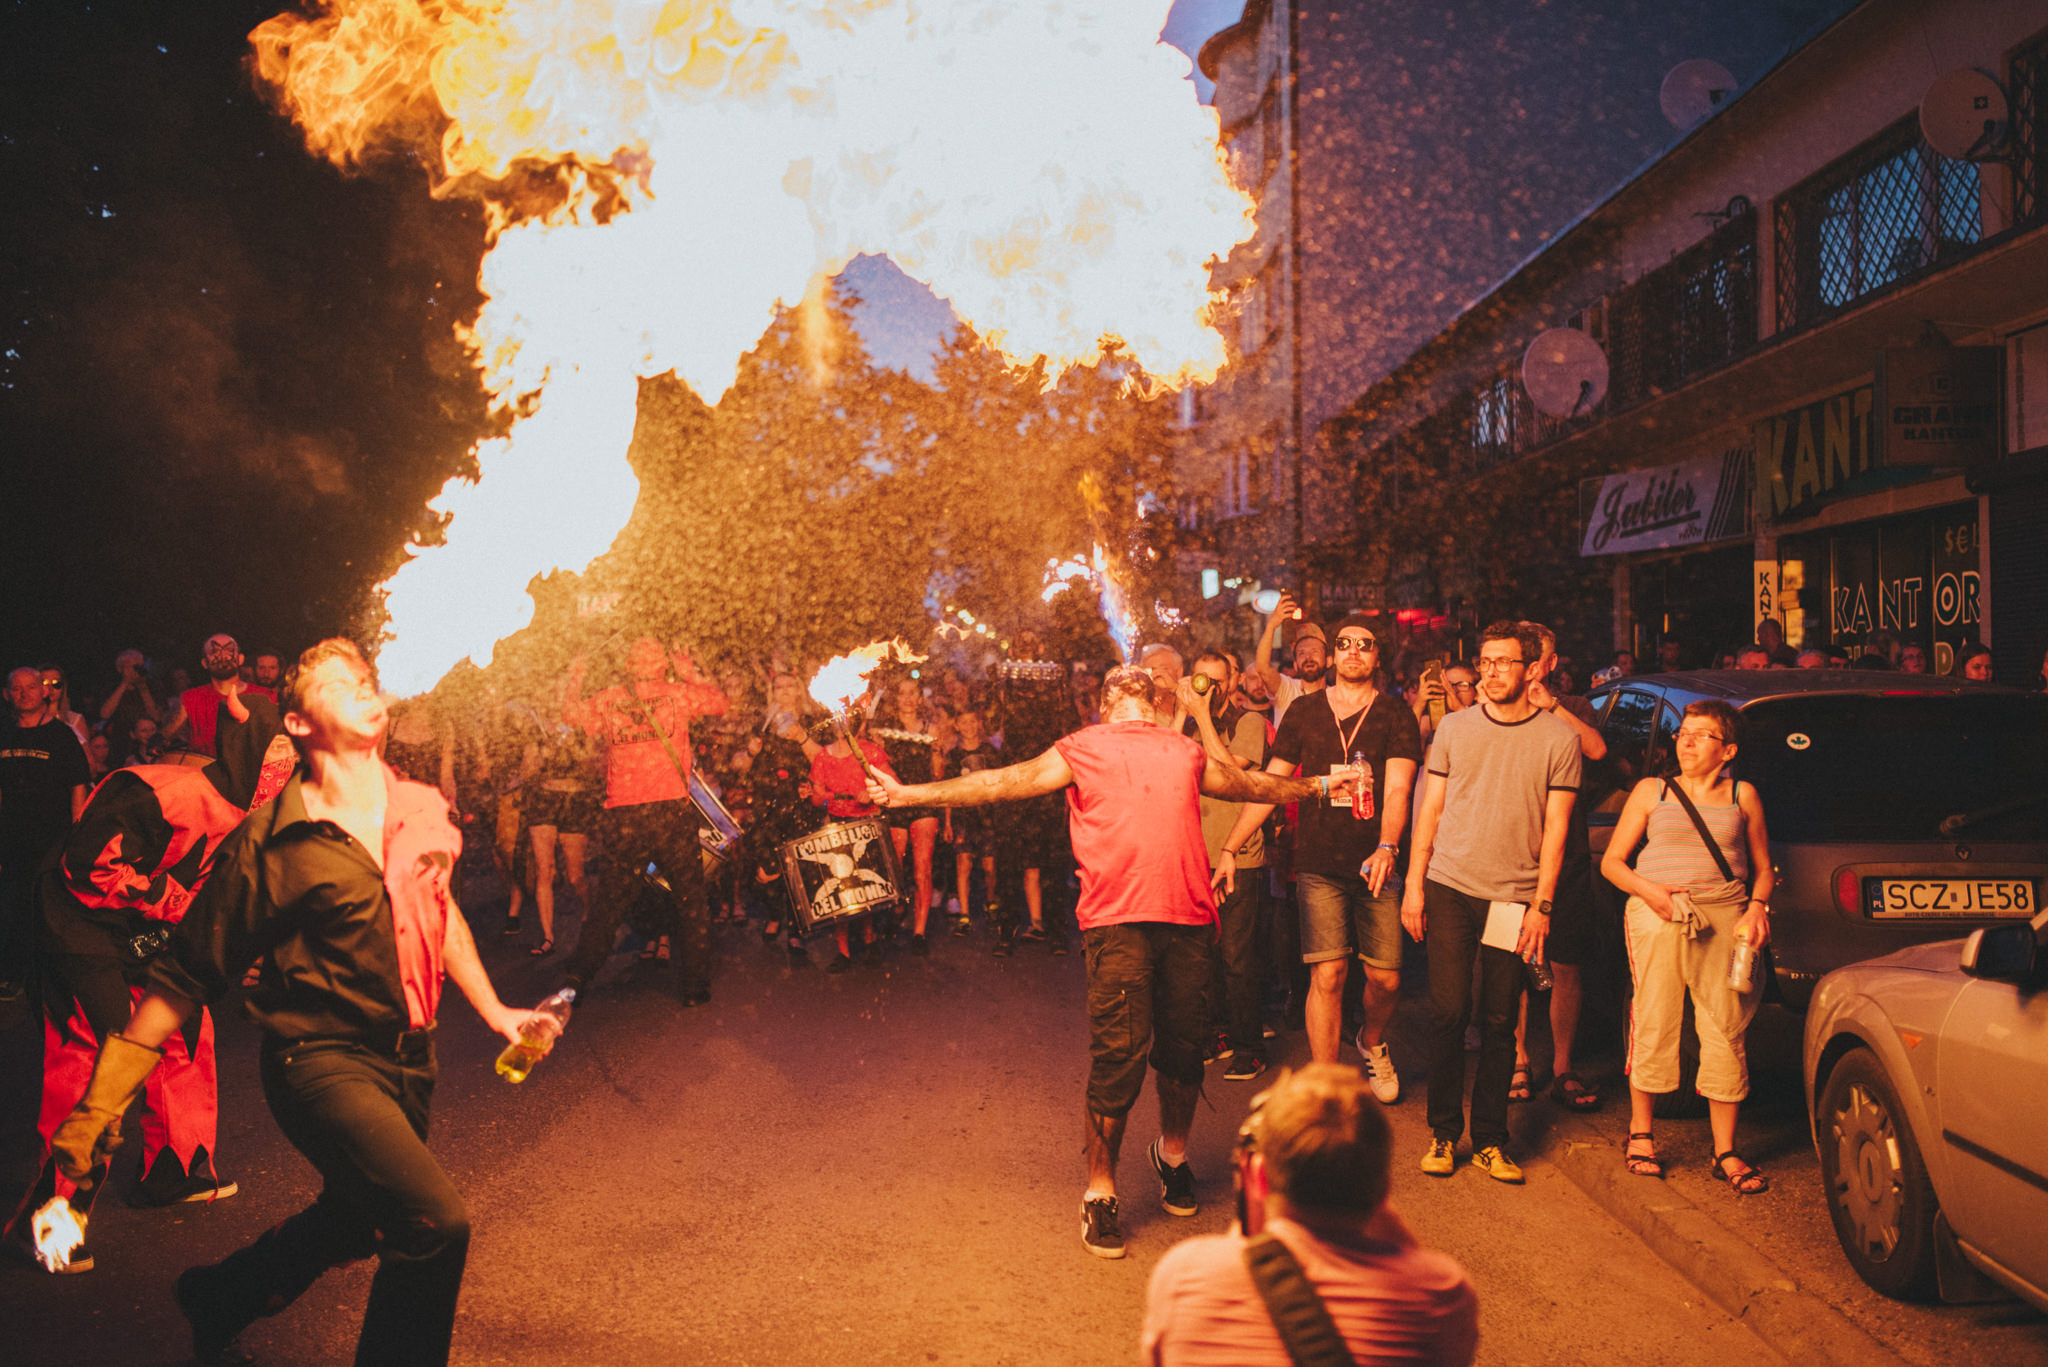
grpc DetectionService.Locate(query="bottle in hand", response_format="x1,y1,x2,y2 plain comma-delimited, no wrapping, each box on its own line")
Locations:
1349,750,1374,821
496,988,576,1083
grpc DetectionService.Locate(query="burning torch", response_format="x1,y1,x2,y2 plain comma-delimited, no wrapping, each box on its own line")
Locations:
807,640,923,785
35,1033,164,1272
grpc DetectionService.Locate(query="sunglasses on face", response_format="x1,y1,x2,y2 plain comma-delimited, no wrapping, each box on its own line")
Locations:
1334,636,1377,652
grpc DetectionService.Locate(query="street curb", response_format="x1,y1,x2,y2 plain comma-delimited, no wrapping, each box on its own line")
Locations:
1549,1116,1912,1367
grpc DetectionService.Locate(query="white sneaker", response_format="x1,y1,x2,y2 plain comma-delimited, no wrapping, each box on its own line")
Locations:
1360,1039,1400,1104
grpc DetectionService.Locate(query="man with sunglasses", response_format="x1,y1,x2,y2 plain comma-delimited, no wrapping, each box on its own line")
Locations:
1215,615,1421,1098
164,634,274,759
1402,621,1580,1184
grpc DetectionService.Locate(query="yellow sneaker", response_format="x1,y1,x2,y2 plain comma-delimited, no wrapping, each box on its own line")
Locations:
1420,1138,1457,1176
1469,1145,1525,1184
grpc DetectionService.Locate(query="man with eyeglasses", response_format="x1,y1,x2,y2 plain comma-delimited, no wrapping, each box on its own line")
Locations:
164,634,275,759
1402,622,1581,1185
1216,615,1421,1098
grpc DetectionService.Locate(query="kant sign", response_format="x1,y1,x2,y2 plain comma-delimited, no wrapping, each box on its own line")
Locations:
1753,384,1874,525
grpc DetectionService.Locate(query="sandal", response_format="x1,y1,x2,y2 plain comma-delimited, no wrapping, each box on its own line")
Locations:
1624,1132,1664,1179
528,938,555,957
1712,1151,1768,1195
1549,1070,1602,1112
1508,1064,1534,1104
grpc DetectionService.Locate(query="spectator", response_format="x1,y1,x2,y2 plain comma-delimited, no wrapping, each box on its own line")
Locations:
1957,643,1994,681
875,674,943,951
1794,648,1828,670
39,665,91,748
84,731,113,782
1409,661,1473,745
1733,644,1771,670
1140,1063,1478,1367
1825,647,1851,669
1515,622,1609,1114
993,632,1076,955
1072,664,1103,728
1187,649,1274,1082
1611,650,1637,677
1251,593,1327,727
1898,643,1930,674
1600,700,1774,1195
1140,645,1185,726
1862,628,1900,668
250,648,284,691
943,706,1001,934
163,634,273,758
99,648,163,745
1401,623,1581,1185
1216,616,1419,1096
1656,640,1683,672
523,702,600,959
1756,619,1797,666
122,715,165,768
1,666,91,1000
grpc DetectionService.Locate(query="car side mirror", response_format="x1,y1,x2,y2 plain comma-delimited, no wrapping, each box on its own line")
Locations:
1960,924,2038,982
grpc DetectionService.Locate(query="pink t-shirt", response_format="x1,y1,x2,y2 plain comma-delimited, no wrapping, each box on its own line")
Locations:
1053,722,1216,931
380,768,460,1029
1141,1216,1478,1367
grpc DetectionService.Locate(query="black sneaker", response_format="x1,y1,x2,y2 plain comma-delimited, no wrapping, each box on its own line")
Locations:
501,916,523,936
1205,1032,1234,1063
909,933,929,957
1047,926,1070,956
991,928,1015,958
1081,1196,1126,1259
826,953,853,974
1150,1139,1197,1216
1019,924,1047,943
681,985,712,1007
128,1147,239,1208
787,945,812,969
1223,1054,1268,1082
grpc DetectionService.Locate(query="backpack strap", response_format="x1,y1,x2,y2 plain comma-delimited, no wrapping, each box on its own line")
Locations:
1661,780,1738,884
1242,1233,1358,1367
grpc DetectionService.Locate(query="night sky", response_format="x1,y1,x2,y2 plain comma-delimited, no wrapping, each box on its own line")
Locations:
3,0,1850,694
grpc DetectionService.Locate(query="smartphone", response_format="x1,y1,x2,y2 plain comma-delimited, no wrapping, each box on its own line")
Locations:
1422,658,1446,728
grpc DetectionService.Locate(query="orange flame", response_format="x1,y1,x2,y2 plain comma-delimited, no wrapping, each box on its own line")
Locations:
250,2,1251,696
31,1196,85,1273
806,637,922,713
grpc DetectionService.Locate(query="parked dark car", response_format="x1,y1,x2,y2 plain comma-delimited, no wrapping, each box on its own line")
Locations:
1584,669,2048,1008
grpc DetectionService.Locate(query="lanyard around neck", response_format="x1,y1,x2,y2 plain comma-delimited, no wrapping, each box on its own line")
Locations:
1331,691,1375,758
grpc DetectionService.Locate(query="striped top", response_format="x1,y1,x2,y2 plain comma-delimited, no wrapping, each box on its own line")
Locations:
1636,783,1749,892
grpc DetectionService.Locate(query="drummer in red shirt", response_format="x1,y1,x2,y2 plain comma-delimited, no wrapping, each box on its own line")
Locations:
867,665,1344,1259
556,637,727,1007
808,700,898,973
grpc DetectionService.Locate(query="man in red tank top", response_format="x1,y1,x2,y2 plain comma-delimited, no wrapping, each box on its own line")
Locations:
163,634,274,759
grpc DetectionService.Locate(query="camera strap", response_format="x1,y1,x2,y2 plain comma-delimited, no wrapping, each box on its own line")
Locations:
1243,1233,1358,1367
1662,780,1737,884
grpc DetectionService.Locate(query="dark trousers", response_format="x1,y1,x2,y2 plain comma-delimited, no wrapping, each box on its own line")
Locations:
1423,880,1526,1150
564,800,710,994
1084,922,1211,1118
0,866,37,986
1211,874,1268,1062
183,1038,467,1367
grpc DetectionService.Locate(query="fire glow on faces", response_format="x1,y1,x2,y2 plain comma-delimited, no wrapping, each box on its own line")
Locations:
251,1,1253,697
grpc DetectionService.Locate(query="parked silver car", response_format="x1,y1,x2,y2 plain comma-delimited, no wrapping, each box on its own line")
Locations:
1802,913,2048,1306
1584,670,2048,1007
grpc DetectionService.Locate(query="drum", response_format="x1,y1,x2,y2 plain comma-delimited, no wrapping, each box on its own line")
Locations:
780,818,902,933
690,770,743,874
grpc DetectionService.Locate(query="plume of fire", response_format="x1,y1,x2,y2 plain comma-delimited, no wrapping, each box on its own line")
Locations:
807,637,924,784
249,1,1252,697
1041,545,1142,662
31,1196,86,1274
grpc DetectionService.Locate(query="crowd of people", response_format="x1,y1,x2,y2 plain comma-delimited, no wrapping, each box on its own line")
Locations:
0,594,1958,1364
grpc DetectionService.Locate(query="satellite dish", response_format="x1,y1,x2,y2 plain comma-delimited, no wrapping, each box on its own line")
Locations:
1660,59,1737,131
1920,68,2009,161
1522,328,1610,419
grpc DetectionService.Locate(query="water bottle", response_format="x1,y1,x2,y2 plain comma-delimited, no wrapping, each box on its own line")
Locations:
1349,749,1374,820
495,988,576,1083
1726,931,1756,993
1523,953,1553,991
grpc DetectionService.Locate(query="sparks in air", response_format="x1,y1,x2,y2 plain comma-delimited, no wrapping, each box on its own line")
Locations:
251,0,1253,695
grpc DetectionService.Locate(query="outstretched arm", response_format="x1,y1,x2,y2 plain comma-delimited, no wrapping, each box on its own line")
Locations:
870,745,1075,809
1199,756,1331,805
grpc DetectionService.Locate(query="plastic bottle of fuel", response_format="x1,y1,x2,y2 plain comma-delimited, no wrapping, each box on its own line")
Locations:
495,988,576,1083
1726,931,1757,993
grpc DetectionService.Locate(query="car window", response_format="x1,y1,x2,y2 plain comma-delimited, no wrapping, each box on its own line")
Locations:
1595,688,1660,811
1738,694,2048,843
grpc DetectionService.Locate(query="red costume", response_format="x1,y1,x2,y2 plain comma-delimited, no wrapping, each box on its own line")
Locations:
177,684,276,758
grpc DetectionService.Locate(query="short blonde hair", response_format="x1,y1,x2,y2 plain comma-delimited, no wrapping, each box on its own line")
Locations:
1247,1063,1392,1215
280,639,375,723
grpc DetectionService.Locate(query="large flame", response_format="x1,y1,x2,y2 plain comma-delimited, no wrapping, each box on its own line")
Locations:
807,637,922,712
252,1,1251,695
1041,544,1142,662
31,1196,85,1274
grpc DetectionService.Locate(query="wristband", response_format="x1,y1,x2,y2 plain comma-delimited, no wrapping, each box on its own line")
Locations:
1317,776,1330,798
1375,843,1398,853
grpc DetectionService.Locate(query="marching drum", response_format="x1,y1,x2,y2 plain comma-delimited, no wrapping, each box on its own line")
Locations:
689,770,743,874
779,818,903,934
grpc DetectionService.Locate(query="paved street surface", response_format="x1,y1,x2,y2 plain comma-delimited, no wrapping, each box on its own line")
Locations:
0,879,2037,1365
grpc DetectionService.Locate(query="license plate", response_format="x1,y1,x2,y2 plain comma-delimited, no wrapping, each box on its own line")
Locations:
1870,879,2036,918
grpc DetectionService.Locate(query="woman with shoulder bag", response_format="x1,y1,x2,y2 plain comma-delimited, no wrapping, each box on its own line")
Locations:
1600,699,1774,1195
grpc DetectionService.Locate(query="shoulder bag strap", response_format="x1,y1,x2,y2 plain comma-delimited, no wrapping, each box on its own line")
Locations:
1242,1233,1359,1367
1661,780,1737,884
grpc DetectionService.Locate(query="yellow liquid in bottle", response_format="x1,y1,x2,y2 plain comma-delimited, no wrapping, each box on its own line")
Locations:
495,1036,547,1083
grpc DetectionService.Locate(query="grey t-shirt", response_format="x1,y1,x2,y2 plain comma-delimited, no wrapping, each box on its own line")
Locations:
1423,704,1582,902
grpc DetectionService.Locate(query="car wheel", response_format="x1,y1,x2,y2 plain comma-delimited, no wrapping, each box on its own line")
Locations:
1816,1047,1938,1300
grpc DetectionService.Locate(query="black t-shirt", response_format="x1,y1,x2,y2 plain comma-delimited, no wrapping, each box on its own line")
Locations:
0,718,91,867
1271,689,1423,878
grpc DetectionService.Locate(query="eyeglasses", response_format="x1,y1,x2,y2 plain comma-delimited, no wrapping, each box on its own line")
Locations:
1333,636,1377,651
1448,680,1476,691
1676,728,1727,744
1475,657,1526,674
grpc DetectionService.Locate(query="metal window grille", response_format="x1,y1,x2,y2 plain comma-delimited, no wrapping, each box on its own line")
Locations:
2016,28,2048,228
1774,116,1983,332
1608,207,1757,409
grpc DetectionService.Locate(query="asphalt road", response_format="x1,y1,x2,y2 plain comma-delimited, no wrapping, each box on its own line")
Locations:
1,872,2028,1365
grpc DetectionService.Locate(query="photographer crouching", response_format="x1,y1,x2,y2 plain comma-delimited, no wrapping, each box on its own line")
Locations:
1140,1063,1478,1366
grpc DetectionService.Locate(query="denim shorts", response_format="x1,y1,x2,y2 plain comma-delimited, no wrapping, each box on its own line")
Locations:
1297,870,1404,971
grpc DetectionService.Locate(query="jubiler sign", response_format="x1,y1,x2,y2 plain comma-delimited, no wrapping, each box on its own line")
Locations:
1578,447,1750,557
